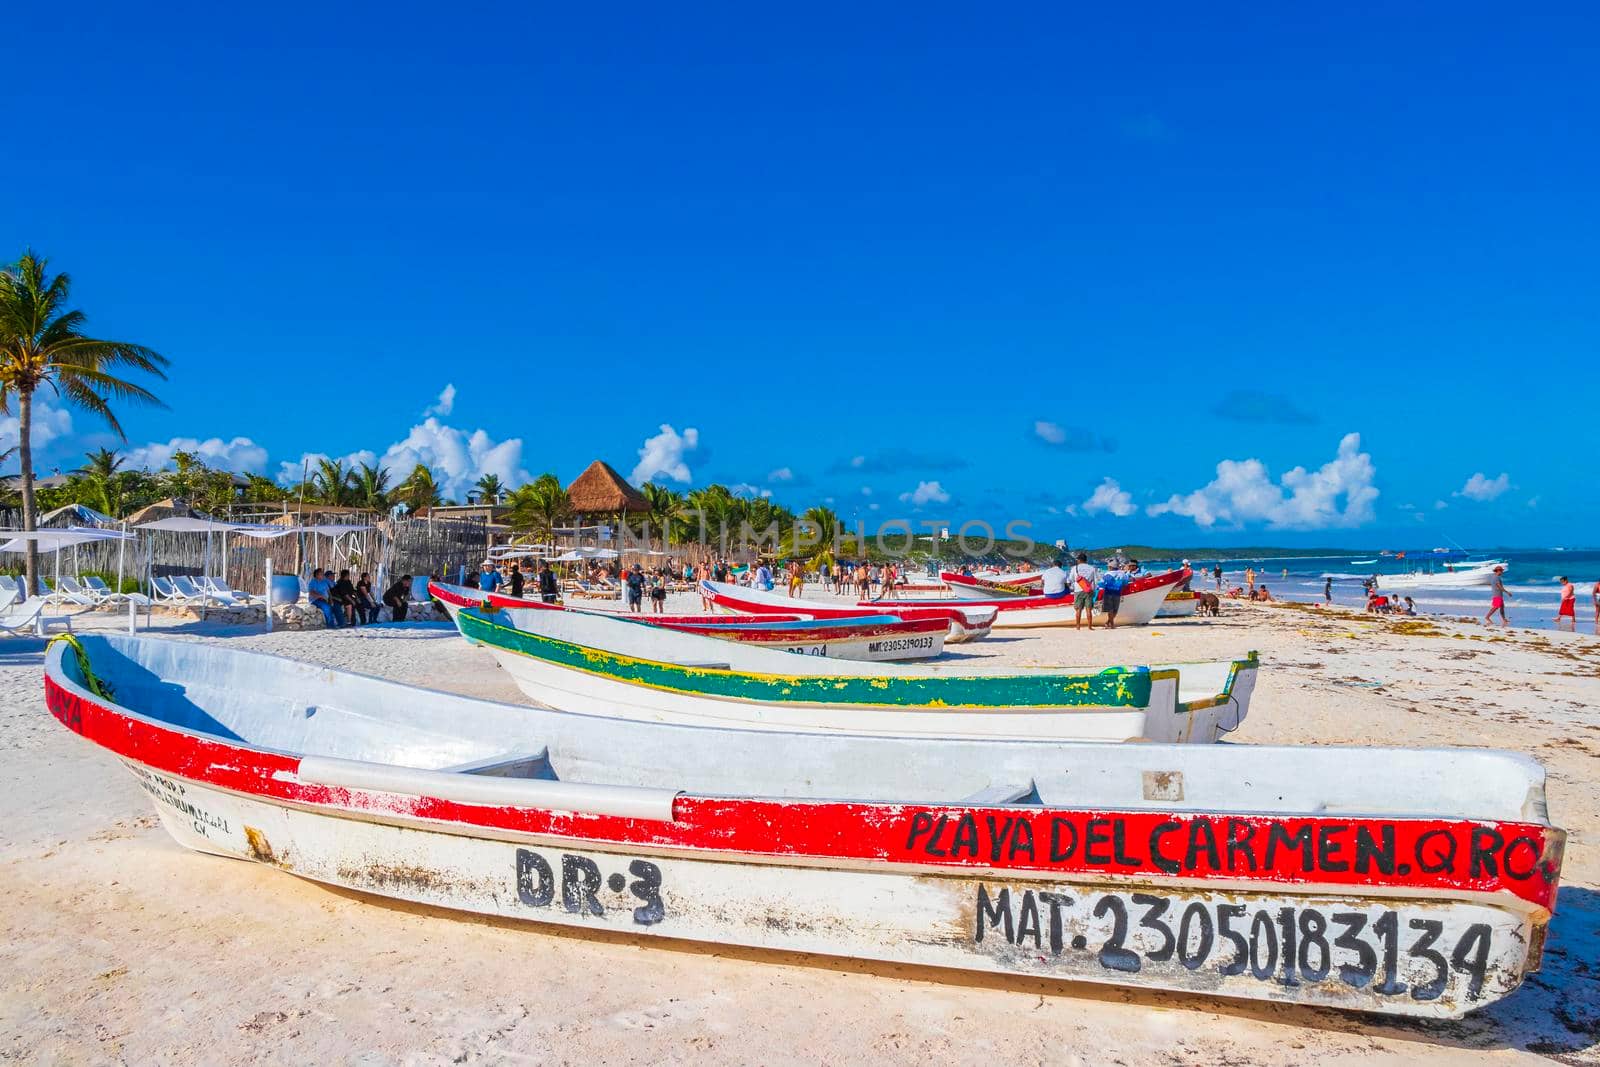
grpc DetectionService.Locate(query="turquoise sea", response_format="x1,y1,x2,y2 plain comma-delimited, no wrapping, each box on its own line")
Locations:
1187,549,1600,633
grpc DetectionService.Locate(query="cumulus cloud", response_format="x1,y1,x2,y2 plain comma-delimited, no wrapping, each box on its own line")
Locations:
1210,389,1317,426
727,482,773,499
275,417,528,502
767,467,794,482
1034,421,1116,452
1083,477,1137,517
1456,472,1511,502
828,449,966,475
899,480,951,506
126,436,270,474
0,393,73,453
1147,433,1378,530
630,424,699,485
423,383,456,418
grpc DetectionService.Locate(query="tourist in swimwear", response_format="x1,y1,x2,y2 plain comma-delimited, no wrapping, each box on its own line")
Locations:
1484,565,1511,628
1555,576,1576,632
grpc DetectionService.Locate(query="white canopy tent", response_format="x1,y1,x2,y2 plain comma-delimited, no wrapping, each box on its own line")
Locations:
0,527,136,597
134,517,375,594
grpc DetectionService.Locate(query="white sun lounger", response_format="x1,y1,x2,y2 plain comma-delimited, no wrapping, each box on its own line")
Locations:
151,576,198,605
82,576,153,608
202,576,258,604
170,575,235,607
0,598,61,637
51,577,101,607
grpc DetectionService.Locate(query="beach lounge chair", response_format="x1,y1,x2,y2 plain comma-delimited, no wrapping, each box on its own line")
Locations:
151,576,198,605
174,575,240,607
52,577,101,607
82,576,153,608
0,598,60,637
202,576,258,605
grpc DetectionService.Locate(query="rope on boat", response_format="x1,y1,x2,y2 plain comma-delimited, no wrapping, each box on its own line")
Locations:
48,634,115,702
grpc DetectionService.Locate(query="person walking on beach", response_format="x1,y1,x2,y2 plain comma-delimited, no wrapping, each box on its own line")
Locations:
1066,553,1099,630
1323,576,1333,604
649,571,667,613
1484,565,1511,627
1244,567,1256,596
624,566,645,612
1212,564,1223,591
1556,576,1576,632
1593,579,1600,633
382,575,412,622
508,563,524,599
538,561,558,604
1099,561,1129,628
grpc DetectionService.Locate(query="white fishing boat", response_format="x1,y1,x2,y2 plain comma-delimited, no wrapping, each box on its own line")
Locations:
1375,562,1507,591
46,635,1565,1017
461,604,1256,742
864,569,1189,629
1156,591,1200,618
700,581,997,642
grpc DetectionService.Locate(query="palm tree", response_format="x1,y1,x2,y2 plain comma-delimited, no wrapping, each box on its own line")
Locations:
0,252,168,592
800,505,841,557
76,447,126,516
394,463,442,512
352,462,391,510
311,458,354,506
241,474,286,504
640,482,687,546
505,473,570,543
473,473,505,505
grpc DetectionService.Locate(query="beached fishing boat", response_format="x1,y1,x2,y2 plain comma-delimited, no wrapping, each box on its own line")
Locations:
940,570,1044,598
46,634,1564,1017
1157,590,1200,618
459,604,1255,741
474,587,948,662
700,580,997,642
870,569,1189,629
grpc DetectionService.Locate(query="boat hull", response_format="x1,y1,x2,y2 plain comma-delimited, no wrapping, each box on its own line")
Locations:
878,570,1188,629
701,581,996,642
125,761,1543,1019
471,608,1256,743
1158,592,1201,618
43,637,1562,1019
1375,565,1506,591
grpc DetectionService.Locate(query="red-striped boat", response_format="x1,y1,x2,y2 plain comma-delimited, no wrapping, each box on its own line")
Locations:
881,569,1190,628
699,580,996,642
45,634,1564,1018
433,582,947,661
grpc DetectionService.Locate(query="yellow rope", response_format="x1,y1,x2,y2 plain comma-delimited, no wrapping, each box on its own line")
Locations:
48,634,115,702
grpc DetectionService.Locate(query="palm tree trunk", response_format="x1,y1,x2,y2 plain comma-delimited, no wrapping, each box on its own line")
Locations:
18,390,38,600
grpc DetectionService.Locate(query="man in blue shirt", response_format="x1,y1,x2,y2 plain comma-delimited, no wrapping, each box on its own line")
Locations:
307,568,340,628
479,563,502,593
1099,561,1131,629
755,560,774,591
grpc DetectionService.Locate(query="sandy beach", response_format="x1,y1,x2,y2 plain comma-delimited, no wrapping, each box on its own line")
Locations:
2,599,1597,1066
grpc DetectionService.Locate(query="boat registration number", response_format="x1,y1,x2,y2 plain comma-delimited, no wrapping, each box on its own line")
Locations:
867,636,937,653
970,883,1515,1004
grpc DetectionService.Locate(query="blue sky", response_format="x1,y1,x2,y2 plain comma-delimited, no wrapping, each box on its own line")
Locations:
7,3,1597,546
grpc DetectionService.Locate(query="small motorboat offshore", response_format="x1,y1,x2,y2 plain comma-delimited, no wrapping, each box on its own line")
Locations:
45,635,1563,1017
456,603,1255,742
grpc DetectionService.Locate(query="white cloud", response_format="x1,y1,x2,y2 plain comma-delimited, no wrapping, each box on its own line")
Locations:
0,393,73,453
1147,433,1379,530
275,449,379,486
727,482,773,499
767,467,794,482
1527,495,1540,509
127,436,269,474
1083,477,1137,517
1434,500,1449,510
1034,421,1067,445
630,424,699,485
378,419,527,501
860,487,873,496
423,383,456,418
850,455,865,469
898,480,950,506
1456,472,1511,502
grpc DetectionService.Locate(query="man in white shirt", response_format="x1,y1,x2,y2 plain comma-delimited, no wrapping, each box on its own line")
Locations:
1066,552,1100,630
1040,560,1070,599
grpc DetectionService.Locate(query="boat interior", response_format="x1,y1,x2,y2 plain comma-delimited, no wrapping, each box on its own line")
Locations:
52,635,1546,823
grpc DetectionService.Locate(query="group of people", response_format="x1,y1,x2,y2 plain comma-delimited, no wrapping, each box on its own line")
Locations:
460,560,561,604
1037,552,1136,629
819,560,903,600
305,568,416,627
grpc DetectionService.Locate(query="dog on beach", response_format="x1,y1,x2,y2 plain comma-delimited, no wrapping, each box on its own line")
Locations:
1196,592,1221,617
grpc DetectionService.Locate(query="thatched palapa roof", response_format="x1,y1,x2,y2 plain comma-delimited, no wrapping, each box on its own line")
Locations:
566,461,650,514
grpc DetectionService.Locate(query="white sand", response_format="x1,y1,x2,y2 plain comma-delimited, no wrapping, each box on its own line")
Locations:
2,600,1597,1065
